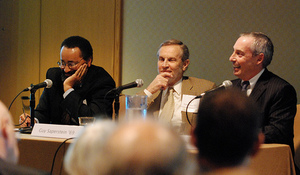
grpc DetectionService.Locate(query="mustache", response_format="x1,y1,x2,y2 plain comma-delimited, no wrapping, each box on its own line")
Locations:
61,69,76,81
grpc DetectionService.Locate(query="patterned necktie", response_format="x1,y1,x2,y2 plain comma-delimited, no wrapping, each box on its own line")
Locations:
241,81,250,92
159,87,174,122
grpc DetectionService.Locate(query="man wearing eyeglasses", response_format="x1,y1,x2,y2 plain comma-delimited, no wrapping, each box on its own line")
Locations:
19,36,116,125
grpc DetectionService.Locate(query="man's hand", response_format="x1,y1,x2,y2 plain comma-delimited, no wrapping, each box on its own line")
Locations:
19,113,31,127
146,72,173,94
63,63,88,92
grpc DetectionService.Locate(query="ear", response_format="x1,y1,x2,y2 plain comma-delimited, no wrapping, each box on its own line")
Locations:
1,120,9,140
250,131,265,157
191,128,197,147
87,57,93,67
182,59,190,72
256,53,264,66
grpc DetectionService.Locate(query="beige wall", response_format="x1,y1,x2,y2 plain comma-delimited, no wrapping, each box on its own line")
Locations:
121,0,300,103
0,0,121,123
1,0,299,123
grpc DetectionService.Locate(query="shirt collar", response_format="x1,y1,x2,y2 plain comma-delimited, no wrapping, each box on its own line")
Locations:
163,78,182,96
242,68,265,89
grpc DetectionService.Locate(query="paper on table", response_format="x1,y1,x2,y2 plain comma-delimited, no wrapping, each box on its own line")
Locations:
181,95,200,113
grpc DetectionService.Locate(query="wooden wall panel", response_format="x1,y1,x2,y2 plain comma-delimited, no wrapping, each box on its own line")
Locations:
0,0,121,124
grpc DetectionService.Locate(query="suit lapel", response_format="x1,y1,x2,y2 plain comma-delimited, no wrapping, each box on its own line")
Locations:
182,76,196,96
147,90,162,119
250,70,270,102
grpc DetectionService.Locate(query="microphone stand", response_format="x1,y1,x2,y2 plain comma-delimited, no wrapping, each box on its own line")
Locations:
114,90,121,121
20,88,36,134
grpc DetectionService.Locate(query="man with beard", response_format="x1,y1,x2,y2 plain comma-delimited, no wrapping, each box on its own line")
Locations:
19,36,115,126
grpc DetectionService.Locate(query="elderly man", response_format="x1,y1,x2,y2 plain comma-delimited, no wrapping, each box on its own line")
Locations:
139,39,215,134
229,32,297,154
64,119,189,175
0,101,48,174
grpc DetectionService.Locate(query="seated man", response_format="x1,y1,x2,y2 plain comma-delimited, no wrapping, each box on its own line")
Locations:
139,39,215,134
229,32,297,154
20,36,116,126
0,101,49,174
192,89,265,174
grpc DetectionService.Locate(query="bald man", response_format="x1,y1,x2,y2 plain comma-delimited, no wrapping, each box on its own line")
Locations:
0,101,48,174
105,120,189,174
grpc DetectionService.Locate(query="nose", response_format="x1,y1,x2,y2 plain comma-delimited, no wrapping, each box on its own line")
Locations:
162,60,169,68
63,66,72,73
229,53,235,62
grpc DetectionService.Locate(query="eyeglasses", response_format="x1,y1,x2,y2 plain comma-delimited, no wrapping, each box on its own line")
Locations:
57,59,83,69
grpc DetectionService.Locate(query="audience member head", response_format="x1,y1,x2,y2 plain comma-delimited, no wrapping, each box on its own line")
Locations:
192,88,264,171
64,120,117,175
0,101,19,164
101,119,188,175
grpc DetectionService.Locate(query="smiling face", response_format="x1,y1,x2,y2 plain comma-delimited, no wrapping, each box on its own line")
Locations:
157,45,190,86
229,36,264,81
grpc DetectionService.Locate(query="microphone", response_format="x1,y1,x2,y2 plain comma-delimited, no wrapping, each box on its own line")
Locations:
113,79,144,93
24,79,53,91
196,80,232,99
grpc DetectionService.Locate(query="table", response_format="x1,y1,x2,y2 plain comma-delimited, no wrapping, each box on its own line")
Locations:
249,144,296,175
185,141,296,175
17,133,72,175
17,134,296,175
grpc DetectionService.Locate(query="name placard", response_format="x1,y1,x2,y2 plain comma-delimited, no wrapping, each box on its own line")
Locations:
31,123,84,139
181,94,200,113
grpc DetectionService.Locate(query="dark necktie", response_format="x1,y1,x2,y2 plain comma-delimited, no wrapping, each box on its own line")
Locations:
241,81,250,92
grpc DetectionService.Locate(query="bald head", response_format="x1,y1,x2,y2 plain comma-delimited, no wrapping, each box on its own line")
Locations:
0,101,19,164
102,120,187,175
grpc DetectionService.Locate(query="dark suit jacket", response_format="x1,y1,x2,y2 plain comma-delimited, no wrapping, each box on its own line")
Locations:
232,69,297,154
142,76,216,134
0,159,49,175
35,65,116,124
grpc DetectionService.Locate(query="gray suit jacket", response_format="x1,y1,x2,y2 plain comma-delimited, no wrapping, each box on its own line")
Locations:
141,76,216,134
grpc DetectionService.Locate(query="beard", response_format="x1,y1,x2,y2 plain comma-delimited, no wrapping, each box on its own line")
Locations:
60,69,76,82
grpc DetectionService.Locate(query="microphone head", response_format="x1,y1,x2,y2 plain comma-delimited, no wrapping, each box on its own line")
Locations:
222,80,232,89
135,79,144,87
44,79,53,88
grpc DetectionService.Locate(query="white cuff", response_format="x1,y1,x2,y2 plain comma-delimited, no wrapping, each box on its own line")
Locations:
144,89,153,98
63,88,74,98
34,117,39,123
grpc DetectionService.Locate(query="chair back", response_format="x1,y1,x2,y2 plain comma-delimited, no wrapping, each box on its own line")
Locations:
293,104,300,169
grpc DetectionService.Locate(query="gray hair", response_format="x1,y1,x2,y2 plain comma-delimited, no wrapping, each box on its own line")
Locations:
240,32,274,68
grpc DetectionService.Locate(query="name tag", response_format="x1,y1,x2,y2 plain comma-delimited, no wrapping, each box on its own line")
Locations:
31,123,84,139
181,95,200,113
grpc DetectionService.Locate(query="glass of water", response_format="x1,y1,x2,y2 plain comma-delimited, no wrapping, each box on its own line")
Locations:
125,95,147,120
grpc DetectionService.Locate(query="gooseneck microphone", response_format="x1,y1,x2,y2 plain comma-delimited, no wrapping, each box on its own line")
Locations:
24,79,53,91
113,79,144,93
195,80,232,99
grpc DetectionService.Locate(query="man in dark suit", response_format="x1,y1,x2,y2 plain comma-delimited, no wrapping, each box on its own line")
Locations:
229,32,297,154
0,101,49,175
139,39,215,134
19,36,115,126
